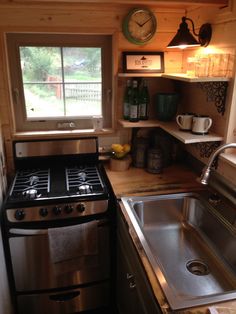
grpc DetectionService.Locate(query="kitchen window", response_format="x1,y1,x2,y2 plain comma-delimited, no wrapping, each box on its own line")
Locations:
7,33,112,132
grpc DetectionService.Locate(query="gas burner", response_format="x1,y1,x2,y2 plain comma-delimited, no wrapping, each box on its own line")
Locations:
78,171,87,182
29,176,39,186
9,169,50,201
23,189,41,200
77,184,93,194
66,166,105,196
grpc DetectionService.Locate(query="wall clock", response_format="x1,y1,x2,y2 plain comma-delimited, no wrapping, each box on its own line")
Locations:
122,8,157,45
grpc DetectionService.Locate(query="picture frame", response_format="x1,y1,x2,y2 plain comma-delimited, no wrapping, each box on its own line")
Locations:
122,51,164,73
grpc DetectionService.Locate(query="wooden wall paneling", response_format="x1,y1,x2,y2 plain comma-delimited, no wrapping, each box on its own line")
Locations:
4,0,229,7
0,33,15,133
112,30,119,130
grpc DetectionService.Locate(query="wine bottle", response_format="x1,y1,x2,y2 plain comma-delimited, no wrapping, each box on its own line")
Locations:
123,79,132,120
139,80,149,120
129,80,139,122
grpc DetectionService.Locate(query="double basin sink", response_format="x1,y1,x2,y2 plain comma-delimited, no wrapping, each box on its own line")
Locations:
121,191,236,310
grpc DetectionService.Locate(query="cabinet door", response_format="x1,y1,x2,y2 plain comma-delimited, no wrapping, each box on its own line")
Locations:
117,232,147,314
116,210,162,314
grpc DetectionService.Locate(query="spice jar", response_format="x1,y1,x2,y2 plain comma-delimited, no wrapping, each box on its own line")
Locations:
147,148,163,174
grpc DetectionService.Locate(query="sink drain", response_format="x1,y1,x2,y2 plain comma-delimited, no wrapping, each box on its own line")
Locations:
186,259,210,276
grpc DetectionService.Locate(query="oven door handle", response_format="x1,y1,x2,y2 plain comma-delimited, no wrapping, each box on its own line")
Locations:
9,228,48,235
9,221,108,236
49,291,80,303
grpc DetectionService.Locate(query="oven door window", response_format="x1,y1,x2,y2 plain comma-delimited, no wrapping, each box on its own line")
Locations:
9,220,110,291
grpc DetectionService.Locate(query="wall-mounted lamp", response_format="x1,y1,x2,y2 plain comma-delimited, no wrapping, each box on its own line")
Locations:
167,17,212,49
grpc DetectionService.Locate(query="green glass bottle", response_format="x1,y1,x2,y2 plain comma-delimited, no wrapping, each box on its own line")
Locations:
139,80,149,120
129,80,139,122
123,80,132,120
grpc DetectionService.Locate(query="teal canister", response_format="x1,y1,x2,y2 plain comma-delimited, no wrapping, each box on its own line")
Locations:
146,148,163,174
154,92,179,121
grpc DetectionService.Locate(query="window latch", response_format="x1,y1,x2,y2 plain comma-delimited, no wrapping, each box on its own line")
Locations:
57,122,76,129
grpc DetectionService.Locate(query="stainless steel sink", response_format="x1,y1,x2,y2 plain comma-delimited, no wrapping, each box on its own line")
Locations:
121,192,236,310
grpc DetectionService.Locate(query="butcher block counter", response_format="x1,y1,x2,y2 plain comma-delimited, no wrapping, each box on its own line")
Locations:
104,162,236,314
104,162,202,199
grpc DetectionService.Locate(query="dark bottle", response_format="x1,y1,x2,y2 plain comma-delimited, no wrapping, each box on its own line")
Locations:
139,80,149,120
129,80,139,122
123,79,132,120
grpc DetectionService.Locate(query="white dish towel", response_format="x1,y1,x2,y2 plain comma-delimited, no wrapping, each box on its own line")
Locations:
48,221,98,274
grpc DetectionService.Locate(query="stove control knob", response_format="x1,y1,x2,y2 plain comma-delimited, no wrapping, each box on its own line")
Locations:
53,206,62,216
77,203,85,213
15,209,25,221
39,207,48,217
64,205,73,214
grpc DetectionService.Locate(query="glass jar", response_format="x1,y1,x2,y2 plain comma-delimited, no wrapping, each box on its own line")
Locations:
186,57,196,77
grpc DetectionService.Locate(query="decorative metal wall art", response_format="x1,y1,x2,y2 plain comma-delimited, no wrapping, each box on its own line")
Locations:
197,81,228,115
195,142,221,168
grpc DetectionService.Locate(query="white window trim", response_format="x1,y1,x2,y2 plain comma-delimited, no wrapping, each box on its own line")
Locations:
7,33,113,133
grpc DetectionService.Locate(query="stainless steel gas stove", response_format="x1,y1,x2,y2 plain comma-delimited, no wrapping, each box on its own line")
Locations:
1,137,112,314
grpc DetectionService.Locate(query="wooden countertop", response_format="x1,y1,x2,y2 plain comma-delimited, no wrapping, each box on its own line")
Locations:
104,162,236,314
105,162,202,199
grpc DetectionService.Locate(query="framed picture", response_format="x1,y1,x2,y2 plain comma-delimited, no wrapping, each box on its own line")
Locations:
122,51,164,73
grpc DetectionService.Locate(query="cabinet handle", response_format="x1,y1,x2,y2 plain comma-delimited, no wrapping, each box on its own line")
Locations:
129,282,136,289
126,273,134,280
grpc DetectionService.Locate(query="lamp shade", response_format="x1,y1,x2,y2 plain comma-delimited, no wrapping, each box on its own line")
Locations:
167,17,200,48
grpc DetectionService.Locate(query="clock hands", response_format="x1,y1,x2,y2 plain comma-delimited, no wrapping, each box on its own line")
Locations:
134,20,143,27
140,17,152,27
134,17,152,28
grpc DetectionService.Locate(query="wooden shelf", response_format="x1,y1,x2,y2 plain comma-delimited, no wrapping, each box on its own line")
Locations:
119,119,160,128
118,72,230,82
118,73,163,78
118,119,223,144
161,73,230,82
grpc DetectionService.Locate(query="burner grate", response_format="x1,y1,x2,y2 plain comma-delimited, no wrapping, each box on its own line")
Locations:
66,166,104,195
10,169,50,200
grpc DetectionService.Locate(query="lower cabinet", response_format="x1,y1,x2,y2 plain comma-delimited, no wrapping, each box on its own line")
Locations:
116,209,162,314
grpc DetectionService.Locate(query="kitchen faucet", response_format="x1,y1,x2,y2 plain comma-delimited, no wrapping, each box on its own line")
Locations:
199,143,236,185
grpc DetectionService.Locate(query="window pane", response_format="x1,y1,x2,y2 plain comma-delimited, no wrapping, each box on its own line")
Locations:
20,47,62,82
65,83,102,116
19,46,102,119
63,47,102,116
23,83,64,118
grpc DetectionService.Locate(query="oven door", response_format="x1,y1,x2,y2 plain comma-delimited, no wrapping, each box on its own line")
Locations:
17,283,110,314
9,219,110,291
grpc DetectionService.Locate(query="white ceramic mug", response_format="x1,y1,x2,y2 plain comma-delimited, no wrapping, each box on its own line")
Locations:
176,113,194,131
192,116,212,134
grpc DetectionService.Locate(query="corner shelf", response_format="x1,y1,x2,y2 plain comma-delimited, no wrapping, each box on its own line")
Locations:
118,73,163,78
118,119,223,144
161,73,230,82
118,72,230,82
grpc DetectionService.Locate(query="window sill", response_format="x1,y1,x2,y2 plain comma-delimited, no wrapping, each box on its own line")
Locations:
220,153,236,167
13,128,114,140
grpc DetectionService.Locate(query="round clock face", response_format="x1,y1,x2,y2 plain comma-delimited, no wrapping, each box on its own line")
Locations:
123,8,157,45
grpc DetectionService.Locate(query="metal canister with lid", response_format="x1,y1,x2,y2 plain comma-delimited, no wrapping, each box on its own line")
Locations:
132,137,148,168
147,147,163,174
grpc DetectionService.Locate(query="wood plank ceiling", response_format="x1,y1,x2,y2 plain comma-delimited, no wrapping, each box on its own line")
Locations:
1,0,229,7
